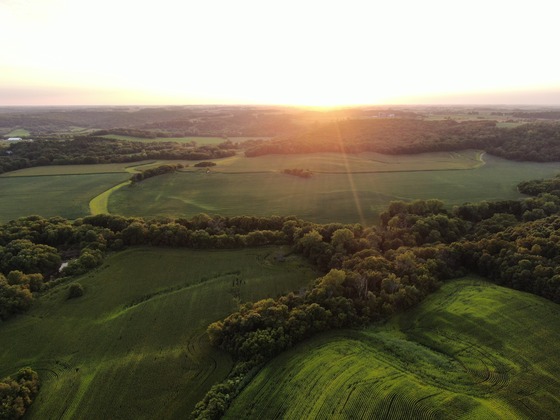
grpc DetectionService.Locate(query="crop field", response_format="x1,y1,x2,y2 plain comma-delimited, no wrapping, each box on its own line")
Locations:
0,247,317,419
207,150,485,173
1,163,133,177
226,278,560,419
0,173,130,222
109,153,560,224
1,151,558,224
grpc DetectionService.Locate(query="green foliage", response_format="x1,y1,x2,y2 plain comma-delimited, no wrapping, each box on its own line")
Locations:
0,368,40,420
193,161,217,168
130,164,181,183
282,168,312,178
246,119,560,162
0,240,60,275
68,283,84,299
0,274,33,320
0,136,235,175
518,173,560,196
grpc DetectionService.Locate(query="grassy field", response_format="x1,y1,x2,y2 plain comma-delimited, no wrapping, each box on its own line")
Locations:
0,160,194,177
1,163,133,177
0,173,130,222
3,128,31,137
205,150,485,173
0,151,558,224
109,153,560,224
0,247,317,419
226,278,560,419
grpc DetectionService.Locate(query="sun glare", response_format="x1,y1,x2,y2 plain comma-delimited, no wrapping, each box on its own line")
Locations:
1,0,559,106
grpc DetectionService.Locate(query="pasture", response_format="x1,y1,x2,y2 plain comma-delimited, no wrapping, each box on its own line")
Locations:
1,163,133,177
109,153,560,224
226,278,560,419
0,247,317,419
205,150,485,173
3,128,31,137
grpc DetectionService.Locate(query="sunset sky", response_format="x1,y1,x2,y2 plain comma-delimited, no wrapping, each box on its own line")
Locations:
1,0,559,106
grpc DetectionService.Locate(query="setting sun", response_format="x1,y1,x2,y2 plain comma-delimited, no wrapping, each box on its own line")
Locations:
1,0,559,106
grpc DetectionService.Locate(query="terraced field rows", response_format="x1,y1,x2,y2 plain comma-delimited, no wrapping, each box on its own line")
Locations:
225,278,560,419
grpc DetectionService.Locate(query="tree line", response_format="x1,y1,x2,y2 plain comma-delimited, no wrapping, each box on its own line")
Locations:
0,106,303,137
0,137,236,174
130,164,183,183
282,168,312,178
245,119,560,162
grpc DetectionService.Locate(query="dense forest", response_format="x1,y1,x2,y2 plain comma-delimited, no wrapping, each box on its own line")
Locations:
245,119,560,162
0,106,305,137
0,137,236,174
2,173,560,417
4,118,560,176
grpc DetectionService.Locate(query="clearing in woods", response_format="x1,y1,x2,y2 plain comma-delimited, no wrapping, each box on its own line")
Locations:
0,247,317,419
225,278,560,419
109,152,560,224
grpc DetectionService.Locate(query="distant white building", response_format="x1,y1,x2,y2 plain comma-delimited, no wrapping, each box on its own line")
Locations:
6,137,22,141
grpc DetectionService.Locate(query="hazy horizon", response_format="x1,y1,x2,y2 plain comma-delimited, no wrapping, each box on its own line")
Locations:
2,0,560,107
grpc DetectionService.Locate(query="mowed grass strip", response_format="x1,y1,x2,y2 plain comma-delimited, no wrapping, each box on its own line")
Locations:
0,247,317,419
225,278,560,419
109,154,560,224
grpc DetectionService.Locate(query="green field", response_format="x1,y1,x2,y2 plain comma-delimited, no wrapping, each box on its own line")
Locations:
109,153,560,224
0,173,130,222
0,247,317,419
0,151,558,224
207,150,485,173
226,278,560,419
3,128,31,137
1,163,133,177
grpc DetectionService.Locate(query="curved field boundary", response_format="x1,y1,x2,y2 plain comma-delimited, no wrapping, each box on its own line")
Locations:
89,180,131,214
88,162,160,215
475,151,487,167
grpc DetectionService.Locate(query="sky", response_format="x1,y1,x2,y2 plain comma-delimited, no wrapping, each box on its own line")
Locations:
1,0,560,106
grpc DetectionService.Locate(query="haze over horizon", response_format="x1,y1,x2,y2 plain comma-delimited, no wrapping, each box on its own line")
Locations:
2,0,560,107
